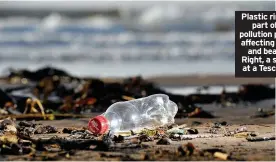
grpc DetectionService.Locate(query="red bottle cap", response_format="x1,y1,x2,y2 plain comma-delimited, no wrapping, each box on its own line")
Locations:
88,115,109,135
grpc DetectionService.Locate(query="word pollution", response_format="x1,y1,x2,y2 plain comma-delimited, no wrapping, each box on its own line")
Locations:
239,31,273,39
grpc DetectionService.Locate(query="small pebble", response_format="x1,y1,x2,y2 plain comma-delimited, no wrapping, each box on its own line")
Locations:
156,137,172,145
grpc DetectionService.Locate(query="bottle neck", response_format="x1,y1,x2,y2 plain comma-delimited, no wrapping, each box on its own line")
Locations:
103,111,122,133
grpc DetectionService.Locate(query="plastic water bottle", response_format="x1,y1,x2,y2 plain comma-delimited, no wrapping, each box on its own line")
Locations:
88,94,178,135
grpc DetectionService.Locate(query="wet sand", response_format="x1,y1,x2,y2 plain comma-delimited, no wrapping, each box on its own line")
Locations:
101,74,275,86
23,107,274,161
1,74,275,86
4,100,272,161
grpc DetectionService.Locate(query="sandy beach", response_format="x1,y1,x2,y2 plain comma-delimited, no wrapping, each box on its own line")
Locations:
0,75,275,161
5,107,274,161
30,119,274,161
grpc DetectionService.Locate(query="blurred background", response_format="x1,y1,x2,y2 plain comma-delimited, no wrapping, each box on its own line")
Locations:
0,1,274,78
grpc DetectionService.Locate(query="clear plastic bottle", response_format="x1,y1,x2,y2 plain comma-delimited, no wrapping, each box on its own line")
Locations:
88,94,178,135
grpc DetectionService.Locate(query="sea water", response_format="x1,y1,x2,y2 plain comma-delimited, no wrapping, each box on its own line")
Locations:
0,1,273,78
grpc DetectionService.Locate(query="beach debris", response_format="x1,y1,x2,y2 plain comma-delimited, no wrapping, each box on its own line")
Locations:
171,134,224,141
177,142,196,156
61,127,86,134
168,129,186,135
156,137,172,145
220,121,227,126
0,119,35,156
213,151,229,160
18,120,37,128
0,132,18,144
208,123,226,134
187,128,199,134
238,84,275,102
68,130,96,140
140,129,158,137
211,125,260,138
0,116,273,161
0,66,275,160
168,128,199,136
234,132,257,138
0,109,9,115
18,139,32,147
167,124,187,131
113,135,125,143
166,123,198,137
246,136,275,142
6,107,22,115
27,135,103,151
34,125,58,134
139,134,154,142
98,131,114,150
43,143,62,152
200,148,229,160
166,124,187,135
0,118,17,134
251,108,275,118
23,98,46,119
2,66,274,121
209,124,258,138
235,126,247,132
